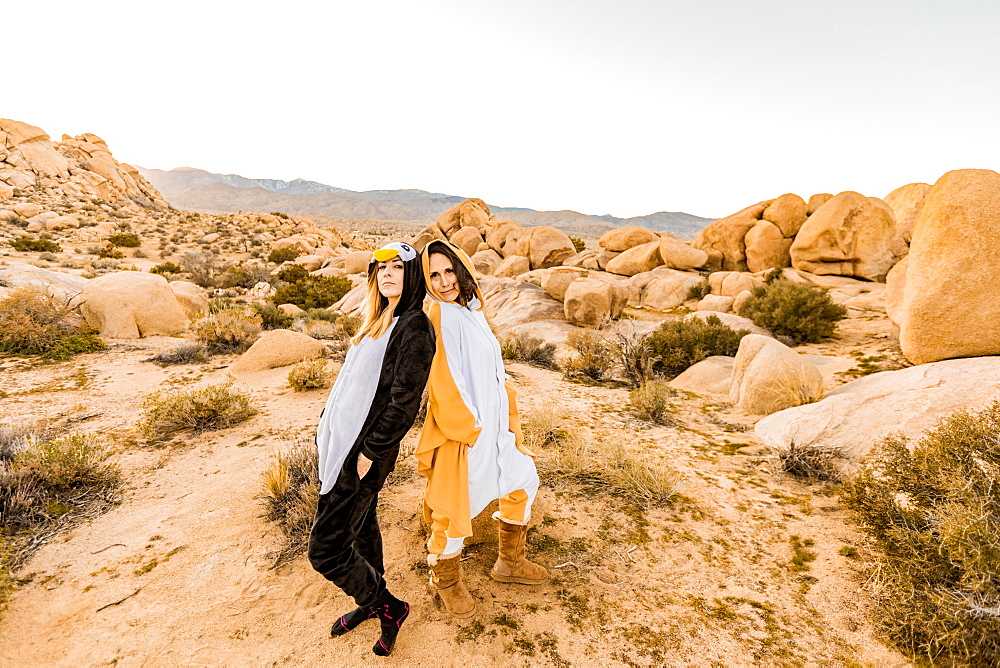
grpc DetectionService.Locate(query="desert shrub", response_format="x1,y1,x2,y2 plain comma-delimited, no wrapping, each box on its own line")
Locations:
500,331,558,369
222,262,272,289
629,381,676,424
0,288,106,359
260,438,318,565
562,329,615,381
107,233,141,247
569,236,586,253
738,279,847,345
268,247,300,264
96,243,124,259
252,302,294,330
305,308,339,323
607,321,657,387
149,261,183,276
686,281,710,302
139,382,258,443
337,315,362,338
11,237,62,253
132,249,148,258
180,251,220,288
841,402,1000,663
276,264,310,284
190,310,262,354
38,252,57,262
287,359,331,391
148,342,208,366
271,275,352,310
646,315,748,378
773,440,843,482
208,296,237,314
269,211,290,220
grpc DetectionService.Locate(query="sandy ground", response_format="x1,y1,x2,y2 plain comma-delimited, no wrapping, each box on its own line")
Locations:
0,321,911,666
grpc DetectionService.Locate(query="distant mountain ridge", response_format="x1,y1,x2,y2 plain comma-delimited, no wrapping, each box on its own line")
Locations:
139,167,714,239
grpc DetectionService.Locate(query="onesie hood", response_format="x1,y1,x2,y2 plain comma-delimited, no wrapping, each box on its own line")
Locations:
421,239,485,309
368,241,426,316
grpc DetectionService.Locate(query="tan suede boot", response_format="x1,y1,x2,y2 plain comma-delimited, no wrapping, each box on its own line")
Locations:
491,520,548,585
428,553,475,618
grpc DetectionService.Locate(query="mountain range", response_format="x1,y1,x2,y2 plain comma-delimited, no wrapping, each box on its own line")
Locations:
138,167,714,239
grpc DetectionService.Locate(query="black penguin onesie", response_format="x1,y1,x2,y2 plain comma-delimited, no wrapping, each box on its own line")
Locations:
308,244,434,611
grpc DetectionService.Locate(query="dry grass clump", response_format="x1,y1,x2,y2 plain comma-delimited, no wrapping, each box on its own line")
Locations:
0,287,105,360
646,315,747,378
500,331,558,369
841,401,1000,663
607,321,657,387
190,310,262,354
628,381,676,425
562,329,615,381
738,279,847,344
260,438,318,566
139,382,258,443
772,440,843,482
148,342,208,366
287,359,331,391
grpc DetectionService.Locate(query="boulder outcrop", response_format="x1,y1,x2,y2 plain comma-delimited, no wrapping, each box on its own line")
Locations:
729,335,824,415
75,272,187,338
229,329,326,373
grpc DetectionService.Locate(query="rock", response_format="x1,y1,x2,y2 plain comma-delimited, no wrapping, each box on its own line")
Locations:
659,236,708,270
684,312,773,338
898,169,1000,364
885,256,907,326
229,329,325,373
502,319,579,355
733,289,753,314
411,223,446,251
13,202,41,218
168,281,209,319
46,215,79,231
202,232,221,244
561,250,597,268
330,283,367,318
709,271,762,298
605,240,664,276
293,254,325,272
539,267,592,301
762,194,807,237
436,198,490,236
806,193,833,215
486,221,523,254
450,226,485,257
744,220,792,272
0,183,12,199
842,289,886,313
595,249,618,270
695,294,734,313
883,182,931,249
0,264,88,301
75,272,187,338
563,277,627,327
669,356,734,396
790,191,897,281
343,250,372,275
598,226,657,252
691,201,767,272
755,357,1000,464
470,249,502,275
638,269,705,311
729,335,824,415
494,255,530,278
516,226,576,270
479,277,565,332
278,303,306,316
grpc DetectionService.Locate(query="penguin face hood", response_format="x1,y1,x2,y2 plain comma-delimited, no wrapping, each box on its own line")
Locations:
368,242,426,316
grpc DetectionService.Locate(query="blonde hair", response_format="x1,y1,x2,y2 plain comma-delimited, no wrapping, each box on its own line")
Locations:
352,270,399,345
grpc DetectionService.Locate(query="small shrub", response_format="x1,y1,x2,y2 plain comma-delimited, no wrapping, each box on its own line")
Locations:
139,382,258,443
569,236,586,253
190,310,262,354
738,279,847,345
269,211,290,220
268,248,300,264
208,297,237,314
271,275,352,310
305,308,339,323
562,329,615,381
0,288,105,359
252,302,294,330
11,237,62,253
337,315,362,338
607,321,657,387
773,440,843,482
132,249,148,258
841,402,1000,663
260,438,319,565
96,244,124,259
148,343,208,366
276,264,309,284
686,282,710,302
37,252,57,262
107,233,141,248
501,331,558,369
222,262,272,289
180,251,220,288
629,382,676,424
646,315,748,379
287,359,331,391
150,261,183,276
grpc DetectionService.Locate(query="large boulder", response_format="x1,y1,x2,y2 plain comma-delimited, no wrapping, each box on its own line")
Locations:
516,226,575,269
744,220,792,272
755,357,1000,464
695,294,734,313
806,193,833,215
486,221,523,254
563,277,628,327
708,271,763,298
479,277,565,332
598,226,657,252
450,226,485,257
75,272,187,338
669,356,734,396
729,335,824,415
635,269,704,311
470,249,502,275
168,281,209,319
343,250,372,275
691,201,768,272
494,255,530,278
539,267,591,301
658,236,708,270
436,198,490,236
605,240,664,276
897,169,1000,364
229,329,325,373
410,223,446,251
883,182,931,251
0,264,88,301
884,256,907,327
789,191,897,281
762,193,807,237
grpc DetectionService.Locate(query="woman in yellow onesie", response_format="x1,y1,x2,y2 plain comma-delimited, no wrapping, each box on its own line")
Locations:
416,239,547,618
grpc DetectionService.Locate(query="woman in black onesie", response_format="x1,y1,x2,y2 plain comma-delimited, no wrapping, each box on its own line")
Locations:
308,241,434,657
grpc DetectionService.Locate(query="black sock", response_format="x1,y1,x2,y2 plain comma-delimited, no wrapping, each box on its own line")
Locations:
370,590,409,656
330,604,378,637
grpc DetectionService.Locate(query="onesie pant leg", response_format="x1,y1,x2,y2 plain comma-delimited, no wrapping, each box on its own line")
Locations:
353,502,385,575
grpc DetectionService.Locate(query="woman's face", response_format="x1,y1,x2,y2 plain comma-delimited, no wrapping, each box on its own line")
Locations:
376,258,405,298
428,253,460,303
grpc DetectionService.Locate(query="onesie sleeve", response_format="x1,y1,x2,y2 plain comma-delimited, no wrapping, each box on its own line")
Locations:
361,314,435,461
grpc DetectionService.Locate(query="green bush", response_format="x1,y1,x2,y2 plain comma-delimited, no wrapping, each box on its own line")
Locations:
841,402,1000,664
569,236,586,254
562,329,615,381
11,237,62,253
96,244,124,259
686,281,710,302
738,279,847,345
0,288,105,359
107,233,141,247
221,262,272,289
276,264,310,283
646,315,748,378
139,382,258,443
271,275,352,310
252,302,294,330
150,261,183,276
190,310,262,354
268,248,300,264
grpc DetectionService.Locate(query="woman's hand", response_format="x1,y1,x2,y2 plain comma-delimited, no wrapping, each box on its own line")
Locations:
358,453,373,478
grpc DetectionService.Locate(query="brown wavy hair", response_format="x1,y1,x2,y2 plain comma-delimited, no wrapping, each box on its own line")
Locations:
424,241,480,307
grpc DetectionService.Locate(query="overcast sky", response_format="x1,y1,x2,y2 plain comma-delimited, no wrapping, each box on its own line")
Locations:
7,1,998,218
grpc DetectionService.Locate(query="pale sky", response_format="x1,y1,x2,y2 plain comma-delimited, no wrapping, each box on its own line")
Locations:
7,0,999,218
